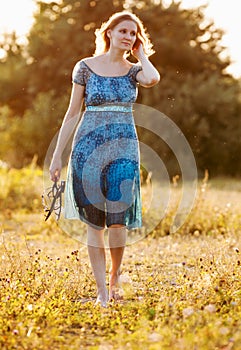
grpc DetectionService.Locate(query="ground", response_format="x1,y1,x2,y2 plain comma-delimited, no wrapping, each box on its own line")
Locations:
0,167,241,349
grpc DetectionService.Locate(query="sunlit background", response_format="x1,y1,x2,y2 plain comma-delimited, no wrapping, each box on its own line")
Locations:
0,0,241,78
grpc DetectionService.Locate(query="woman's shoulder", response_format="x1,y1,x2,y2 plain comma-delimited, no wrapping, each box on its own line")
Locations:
82,56,100,64
73,56,142,80
82,56,142,69
74,57,93,68
81,55,104,68
72,57,94,77
117,61,142,81
127,61,142,80
72,57,92,85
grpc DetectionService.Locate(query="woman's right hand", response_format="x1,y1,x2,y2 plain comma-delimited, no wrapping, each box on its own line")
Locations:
49,156,62,182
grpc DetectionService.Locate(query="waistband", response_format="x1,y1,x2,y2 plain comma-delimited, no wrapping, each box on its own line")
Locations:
86,104,133,113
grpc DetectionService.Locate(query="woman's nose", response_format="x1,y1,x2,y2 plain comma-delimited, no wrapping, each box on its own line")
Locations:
124,32,131,40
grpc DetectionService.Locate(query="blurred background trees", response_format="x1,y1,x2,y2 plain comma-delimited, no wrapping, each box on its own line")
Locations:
0,0,240,177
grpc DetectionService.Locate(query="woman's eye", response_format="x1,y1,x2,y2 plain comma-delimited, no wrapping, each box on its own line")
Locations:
119,29,136,36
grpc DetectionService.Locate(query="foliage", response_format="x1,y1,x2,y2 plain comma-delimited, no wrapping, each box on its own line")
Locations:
0,0,241,175
0,91,69,167
144,72,241,176
26,0,124,97
0,32,30,114
129,1,241,177
0,160,43,212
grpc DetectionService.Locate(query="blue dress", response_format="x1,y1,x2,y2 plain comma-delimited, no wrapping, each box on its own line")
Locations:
64,60,142,230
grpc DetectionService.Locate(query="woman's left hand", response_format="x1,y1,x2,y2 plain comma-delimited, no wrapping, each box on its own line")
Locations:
131,43,145,61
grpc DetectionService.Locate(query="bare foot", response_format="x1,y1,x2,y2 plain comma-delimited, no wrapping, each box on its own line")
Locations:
109,271,124,301
95,287,109,308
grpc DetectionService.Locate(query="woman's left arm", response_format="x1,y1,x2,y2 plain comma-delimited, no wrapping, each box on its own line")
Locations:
132,44,160,88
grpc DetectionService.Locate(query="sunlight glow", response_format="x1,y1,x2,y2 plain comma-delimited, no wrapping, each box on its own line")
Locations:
163,0,241,78
180,0,241,78
0,0,37,37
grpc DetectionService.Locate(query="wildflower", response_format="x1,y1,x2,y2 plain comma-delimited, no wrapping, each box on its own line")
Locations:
148,332,162,342
204,304,216,313
27,304,33,311
183,307,194,318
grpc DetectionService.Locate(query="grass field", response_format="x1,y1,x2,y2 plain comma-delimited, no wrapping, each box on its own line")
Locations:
0,166,241,349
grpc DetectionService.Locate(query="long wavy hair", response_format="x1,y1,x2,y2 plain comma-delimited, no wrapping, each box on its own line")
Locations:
94,11,155,57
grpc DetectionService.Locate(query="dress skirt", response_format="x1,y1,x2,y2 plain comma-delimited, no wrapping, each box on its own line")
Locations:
64,105,142,230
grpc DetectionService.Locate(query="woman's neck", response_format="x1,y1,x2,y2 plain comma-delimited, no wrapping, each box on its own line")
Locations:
104,48,126,64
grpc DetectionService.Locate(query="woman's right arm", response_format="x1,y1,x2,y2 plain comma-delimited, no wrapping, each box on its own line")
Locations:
49,83,85,181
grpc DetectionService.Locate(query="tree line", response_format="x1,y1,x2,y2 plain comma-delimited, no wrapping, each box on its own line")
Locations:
0,0,240,177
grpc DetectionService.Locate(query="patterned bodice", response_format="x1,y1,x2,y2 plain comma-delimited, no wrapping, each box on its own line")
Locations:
72,60,142,106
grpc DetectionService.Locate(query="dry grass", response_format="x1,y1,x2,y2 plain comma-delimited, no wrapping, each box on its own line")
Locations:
0,167,241,349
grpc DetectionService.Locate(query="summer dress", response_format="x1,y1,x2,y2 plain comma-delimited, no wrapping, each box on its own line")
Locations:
64,60,142,230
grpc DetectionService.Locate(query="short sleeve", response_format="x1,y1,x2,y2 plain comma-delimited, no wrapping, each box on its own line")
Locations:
72,60,88,86
129,64,142,82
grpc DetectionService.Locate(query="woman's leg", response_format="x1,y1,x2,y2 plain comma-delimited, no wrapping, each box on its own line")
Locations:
108,225,127,300
87,225,108,307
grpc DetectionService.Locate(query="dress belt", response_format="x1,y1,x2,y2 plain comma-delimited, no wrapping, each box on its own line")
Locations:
86,104,133,113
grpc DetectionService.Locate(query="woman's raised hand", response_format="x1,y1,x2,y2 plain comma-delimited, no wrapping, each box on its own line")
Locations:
131,43,145,61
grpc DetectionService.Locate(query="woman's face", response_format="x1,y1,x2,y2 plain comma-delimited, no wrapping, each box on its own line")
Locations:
108,20,138,51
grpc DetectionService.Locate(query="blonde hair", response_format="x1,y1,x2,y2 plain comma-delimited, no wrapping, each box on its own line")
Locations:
94,11,155,57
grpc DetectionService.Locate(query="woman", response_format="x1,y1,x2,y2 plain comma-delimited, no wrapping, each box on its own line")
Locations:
49,11,160,307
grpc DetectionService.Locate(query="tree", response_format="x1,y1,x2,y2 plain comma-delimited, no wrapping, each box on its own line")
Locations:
26,0,124,97
127,0,241,177
0,32,30,114
0,0,240,176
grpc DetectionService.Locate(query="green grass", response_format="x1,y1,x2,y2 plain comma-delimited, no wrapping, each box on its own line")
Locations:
0,166,241,349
